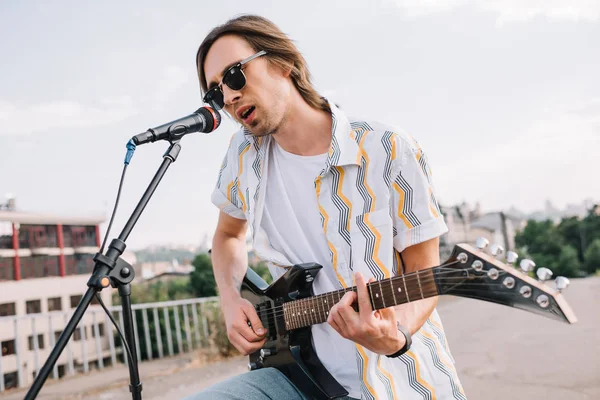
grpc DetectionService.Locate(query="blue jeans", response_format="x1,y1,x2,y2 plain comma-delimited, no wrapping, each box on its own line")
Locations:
183,367,359,400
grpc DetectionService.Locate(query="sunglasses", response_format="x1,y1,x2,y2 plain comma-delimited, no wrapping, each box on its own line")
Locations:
203,50,267,110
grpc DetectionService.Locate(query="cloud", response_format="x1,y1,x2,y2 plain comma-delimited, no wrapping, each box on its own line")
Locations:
0,96,139,136
0,65,192,136
390,0,600,24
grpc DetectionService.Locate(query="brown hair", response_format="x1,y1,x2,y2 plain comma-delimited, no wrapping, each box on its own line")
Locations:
195,14,328,111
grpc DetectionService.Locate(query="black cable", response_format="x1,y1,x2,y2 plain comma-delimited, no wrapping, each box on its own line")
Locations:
95,292,136,366
99,163,128,254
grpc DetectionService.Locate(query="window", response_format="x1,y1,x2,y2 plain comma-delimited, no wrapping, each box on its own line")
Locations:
0,302,16,317
48,297,62,312
70,295,83,308
3,371,18,390
73,326,87,341
54,330,63,343
20,256,60,279
1,339,15,356
0,257,14,281
26,300,41,314
28,334,45,350
65,254,94,276
92,323,105,338
0,222,13,249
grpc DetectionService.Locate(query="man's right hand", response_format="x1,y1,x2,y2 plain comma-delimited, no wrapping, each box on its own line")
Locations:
223,296,267,355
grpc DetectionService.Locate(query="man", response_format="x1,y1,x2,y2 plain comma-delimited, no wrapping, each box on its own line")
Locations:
188,14,466,400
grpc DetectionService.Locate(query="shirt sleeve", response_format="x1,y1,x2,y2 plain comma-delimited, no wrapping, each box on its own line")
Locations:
210,135,247,220
391,134,447,253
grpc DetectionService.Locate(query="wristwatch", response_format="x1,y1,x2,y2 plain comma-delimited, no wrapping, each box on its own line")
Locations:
385,322,412,358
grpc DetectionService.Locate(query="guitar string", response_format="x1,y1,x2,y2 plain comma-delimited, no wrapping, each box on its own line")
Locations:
253,264,518,315
255,266,524,318
254,267,546,323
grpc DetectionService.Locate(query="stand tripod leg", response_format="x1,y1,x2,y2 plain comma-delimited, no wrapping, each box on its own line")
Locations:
119,284,142,399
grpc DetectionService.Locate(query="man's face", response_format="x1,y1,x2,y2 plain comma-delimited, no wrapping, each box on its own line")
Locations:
204,35,291,136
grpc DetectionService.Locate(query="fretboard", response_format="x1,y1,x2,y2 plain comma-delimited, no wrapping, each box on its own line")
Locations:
283,268,438,330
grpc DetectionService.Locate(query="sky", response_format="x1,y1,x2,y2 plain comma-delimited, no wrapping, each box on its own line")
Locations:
0,0,598,250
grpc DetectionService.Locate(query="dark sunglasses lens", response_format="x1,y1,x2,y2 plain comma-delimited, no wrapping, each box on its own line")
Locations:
204,87,224,110
223,67,246,91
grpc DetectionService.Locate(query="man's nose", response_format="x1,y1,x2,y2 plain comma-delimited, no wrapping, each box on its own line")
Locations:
222,85,241,106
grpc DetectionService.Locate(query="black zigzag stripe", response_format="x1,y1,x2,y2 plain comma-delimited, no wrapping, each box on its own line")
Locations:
374,356,395,400
427,320,451,356
237,139,250,155
356,352,376,400
381,131,395,190
395,173,421,227
350,120,374,133
421,335,467,400
418,154,432,185
330,167,351,246
230,179,239,207
398,354,434,400
216,154,228,188
357,157,373,214
357,215,385,281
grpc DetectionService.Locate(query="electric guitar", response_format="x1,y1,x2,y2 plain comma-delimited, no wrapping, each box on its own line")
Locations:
241,239,577,400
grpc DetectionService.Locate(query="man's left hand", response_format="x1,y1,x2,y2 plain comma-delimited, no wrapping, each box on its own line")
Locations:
327,272,405,355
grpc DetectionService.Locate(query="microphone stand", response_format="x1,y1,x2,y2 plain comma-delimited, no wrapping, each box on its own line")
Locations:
25,140,184,400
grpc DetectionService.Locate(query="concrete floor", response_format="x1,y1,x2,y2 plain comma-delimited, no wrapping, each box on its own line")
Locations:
2,277,598,400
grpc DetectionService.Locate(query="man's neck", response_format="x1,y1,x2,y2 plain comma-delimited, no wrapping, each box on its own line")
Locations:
271,94,332,156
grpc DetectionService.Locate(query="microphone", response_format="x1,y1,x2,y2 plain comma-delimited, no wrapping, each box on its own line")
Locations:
131,106,221,146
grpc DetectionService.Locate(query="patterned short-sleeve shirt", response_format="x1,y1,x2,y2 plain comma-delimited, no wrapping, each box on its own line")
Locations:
211,101,467,400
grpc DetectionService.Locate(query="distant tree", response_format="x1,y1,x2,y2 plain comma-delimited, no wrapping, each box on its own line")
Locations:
557,217,584,262
189,253,217,298
515,220,564,269
553,245,582,278
251,261,273,284
584,239,600,275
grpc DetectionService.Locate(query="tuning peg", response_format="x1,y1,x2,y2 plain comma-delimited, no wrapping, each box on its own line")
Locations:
536,267,553,282
519,259,536,273
506,251,518,265
489,244,505,258
475,237,490,250
555,276,570,292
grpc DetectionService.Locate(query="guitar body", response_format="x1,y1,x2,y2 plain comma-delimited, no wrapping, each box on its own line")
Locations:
241,263,349,400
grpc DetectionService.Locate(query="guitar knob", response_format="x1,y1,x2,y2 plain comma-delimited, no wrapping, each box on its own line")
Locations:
519,259,536,273
536,267,553,282
506,251,519,265
555,276,570,292
475,237,489,250
489,244,504,258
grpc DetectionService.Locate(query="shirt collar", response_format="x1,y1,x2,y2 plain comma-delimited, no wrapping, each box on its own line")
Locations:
325,100,361,169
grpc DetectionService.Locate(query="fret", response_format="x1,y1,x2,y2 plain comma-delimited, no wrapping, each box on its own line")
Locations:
309,298,316,325
378,280,386,309
301,298,307,326
316,294,323,324
416,272,424,299
402,275,410,303
368,283,376,310
390,278,398,306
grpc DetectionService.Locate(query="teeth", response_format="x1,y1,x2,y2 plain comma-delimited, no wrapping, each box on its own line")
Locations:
242,107,253,119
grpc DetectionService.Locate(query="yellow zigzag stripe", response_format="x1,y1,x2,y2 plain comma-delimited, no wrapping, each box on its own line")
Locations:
404,350,437,400
356,345,379,400
364,212,390,279
316,178,347,288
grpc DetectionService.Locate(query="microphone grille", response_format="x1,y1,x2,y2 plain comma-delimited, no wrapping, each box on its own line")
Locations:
196,106,221,132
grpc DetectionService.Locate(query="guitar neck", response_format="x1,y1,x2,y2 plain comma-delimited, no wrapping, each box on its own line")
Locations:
283,268,439,331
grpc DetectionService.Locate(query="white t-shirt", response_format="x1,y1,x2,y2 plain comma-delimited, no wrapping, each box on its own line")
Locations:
261,140,361,398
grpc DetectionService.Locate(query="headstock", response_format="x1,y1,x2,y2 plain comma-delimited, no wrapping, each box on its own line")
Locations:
436,239,577,324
